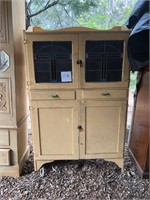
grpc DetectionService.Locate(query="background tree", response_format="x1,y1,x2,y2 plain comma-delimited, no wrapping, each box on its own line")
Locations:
25,0,137,30
78,0,137,29
25,0,97,28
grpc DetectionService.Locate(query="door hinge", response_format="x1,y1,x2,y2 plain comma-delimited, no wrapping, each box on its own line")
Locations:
27,81,32,86
29,106,34,110
24,39,29,44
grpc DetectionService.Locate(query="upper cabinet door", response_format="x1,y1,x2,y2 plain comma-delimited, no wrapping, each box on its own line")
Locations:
79,32,129,88
25,33,79,89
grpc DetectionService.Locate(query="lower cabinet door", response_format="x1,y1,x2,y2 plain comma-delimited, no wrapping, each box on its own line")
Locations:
30,100,79,160
80,100,127,159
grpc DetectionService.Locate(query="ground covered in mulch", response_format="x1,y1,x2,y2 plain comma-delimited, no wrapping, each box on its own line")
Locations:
0,131,149,200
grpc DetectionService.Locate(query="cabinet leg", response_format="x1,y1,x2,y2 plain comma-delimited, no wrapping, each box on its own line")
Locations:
35,160,54,171
105,158,124,171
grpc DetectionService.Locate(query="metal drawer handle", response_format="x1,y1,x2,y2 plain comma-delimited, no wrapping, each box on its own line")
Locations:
49,94,59,98
101,93,110,96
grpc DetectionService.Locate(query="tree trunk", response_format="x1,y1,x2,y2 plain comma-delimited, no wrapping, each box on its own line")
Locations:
26,16,31,29
25,1,30,29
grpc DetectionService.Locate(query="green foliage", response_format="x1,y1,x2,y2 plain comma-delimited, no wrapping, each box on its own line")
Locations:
129,72,138,91
77,0,137,30
66,0,97,16
27,0,98,29
26,0,137,30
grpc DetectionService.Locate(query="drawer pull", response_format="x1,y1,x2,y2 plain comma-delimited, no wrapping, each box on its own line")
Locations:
49,94,59,98
101,93,110,96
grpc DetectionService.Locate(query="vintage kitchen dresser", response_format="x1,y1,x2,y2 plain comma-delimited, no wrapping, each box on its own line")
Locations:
0,0,29,176
24,26,130,170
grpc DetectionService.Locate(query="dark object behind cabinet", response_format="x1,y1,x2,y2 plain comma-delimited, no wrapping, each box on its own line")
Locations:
129,66,149,178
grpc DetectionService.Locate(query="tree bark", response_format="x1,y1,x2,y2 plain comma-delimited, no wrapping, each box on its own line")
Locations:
25,0,59,29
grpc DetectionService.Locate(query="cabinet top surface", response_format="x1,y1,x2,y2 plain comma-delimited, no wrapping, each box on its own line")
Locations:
25,26,130,34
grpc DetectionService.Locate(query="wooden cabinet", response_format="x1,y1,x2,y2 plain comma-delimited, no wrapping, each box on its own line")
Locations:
24,27,130,170
0,0,29,176
129,66,149,178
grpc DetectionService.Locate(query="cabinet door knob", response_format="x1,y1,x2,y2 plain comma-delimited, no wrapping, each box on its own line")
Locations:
77,59,82,67
77,125,82,130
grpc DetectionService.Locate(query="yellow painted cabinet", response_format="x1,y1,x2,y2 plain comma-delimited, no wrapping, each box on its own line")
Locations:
24,27,130,170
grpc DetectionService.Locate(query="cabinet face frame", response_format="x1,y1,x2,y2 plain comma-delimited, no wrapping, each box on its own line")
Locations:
25,33,79,90
79,32,130,89
79,100,127,159
30,100,79,161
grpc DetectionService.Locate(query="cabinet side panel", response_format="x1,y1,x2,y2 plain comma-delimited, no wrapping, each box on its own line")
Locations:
17,118,29,166
11,0,28,124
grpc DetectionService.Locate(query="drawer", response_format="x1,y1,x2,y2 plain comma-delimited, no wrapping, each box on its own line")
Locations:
30,90,76,100
80,89,128,99
0,149,10,166
0,130,10,146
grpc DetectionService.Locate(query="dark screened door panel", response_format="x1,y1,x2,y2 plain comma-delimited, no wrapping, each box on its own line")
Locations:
33,41,72,83
85,41,124,82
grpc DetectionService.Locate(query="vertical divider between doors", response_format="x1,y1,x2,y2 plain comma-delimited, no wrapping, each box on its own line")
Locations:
79,99,86,159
